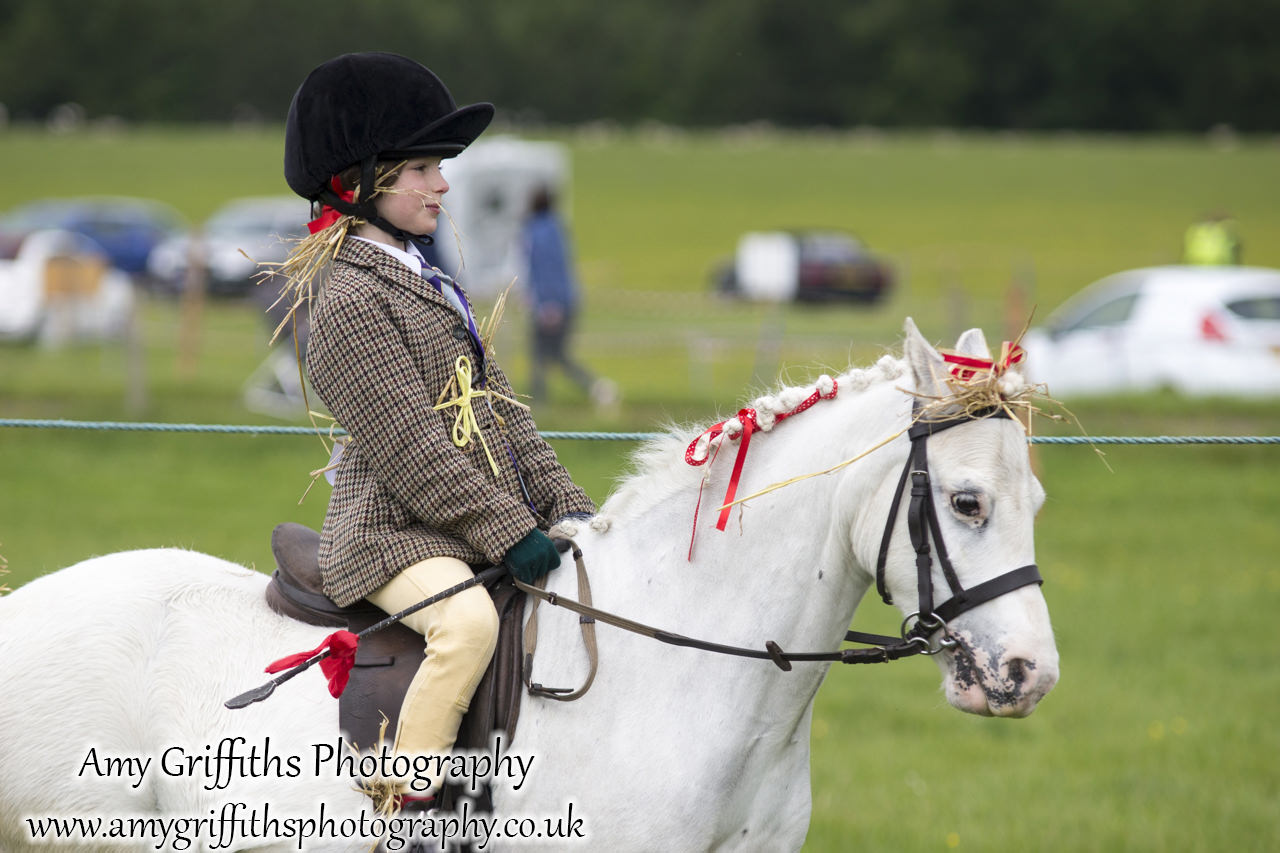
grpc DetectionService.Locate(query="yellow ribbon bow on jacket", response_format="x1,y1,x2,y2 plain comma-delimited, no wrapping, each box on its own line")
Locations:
433,356,527,478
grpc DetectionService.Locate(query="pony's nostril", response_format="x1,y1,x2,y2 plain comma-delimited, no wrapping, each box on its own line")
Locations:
1005,657,1033,687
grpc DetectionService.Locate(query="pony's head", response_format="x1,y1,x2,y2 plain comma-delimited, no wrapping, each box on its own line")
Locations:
868,319,1058,717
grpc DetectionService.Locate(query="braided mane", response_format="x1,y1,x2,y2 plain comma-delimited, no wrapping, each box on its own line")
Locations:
597,355,907,528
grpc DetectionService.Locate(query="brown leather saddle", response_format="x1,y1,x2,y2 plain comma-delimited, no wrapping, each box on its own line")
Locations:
263,523,527,778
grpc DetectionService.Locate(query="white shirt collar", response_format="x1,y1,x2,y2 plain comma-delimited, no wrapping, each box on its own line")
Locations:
350,236,424,276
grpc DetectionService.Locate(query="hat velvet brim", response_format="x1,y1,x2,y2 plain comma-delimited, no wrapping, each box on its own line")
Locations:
386,102,495,159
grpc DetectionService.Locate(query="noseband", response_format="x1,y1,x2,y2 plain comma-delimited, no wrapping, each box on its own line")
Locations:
870,406,1043,655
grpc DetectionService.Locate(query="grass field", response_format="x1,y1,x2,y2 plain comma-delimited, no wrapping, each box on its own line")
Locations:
2,127,1279,851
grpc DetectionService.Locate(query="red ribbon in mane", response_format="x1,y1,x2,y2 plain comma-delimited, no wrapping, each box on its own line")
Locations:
264,630,359,698
685,379,837,557
941,342,1025,382
306,176,356,234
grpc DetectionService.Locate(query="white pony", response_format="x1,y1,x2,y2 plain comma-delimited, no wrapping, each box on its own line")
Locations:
0,321,1057,852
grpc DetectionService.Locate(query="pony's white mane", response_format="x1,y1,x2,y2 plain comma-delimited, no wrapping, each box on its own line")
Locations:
596,354,907,528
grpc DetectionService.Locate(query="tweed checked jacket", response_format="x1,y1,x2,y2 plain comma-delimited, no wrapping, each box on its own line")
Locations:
306,238,595,607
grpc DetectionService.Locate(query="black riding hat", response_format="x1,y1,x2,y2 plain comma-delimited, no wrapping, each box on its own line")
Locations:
285,52,493,201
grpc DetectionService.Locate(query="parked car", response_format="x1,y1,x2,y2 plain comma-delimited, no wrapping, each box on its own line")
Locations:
0,197,185,276
713,230,893,304
0,229,136,344
1020,265,1280,397
147,196,311,297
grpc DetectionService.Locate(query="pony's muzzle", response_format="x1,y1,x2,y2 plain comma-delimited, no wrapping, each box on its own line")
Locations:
942,636,1059,718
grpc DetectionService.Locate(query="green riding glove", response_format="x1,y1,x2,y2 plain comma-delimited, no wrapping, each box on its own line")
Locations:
504,529,561,584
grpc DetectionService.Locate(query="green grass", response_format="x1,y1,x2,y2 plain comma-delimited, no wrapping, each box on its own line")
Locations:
568,131,1280,308
2,127,1279,851
807,441,1280,852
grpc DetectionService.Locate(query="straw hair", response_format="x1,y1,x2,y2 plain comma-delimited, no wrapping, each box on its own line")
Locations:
259,217,354,486
254,159,474,499
907,323,1101,467
478,282,513,357
916,322,1044,425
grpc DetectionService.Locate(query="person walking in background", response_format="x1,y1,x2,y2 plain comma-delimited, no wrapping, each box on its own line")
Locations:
522,187,616,408
1183,212,1242,265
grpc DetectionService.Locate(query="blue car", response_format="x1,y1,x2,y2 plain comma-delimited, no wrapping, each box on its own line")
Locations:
0,197,186,276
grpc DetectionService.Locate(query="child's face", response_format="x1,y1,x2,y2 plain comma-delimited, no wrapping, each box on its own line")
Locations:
375,156,449,237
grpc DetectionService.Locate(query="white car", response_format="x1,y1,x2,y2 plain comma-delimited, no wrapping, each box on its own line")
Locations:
0,229,136,344
1021,266,1280,397
147,196,310,297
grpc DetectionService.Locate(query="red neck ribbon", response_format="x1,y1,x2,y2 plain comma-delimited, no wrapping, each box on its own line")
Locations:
306,176,356,234
264,629,359,698
941,342,1025,382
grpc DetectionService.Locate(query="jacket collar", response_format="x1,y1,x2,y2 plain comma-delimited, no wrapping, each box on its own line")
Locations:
335,237,455,309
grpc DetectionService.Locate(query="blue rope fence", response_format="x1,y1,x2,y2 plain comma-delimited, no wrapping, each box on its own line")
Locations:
1,418,1278,445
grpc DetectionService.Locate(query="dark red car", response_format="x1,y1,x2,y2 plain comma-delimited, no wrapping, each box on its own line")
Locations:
713,230,893,304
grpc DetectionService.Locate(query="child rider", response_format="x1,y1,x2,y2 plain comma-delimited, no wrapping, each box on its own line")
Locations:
280,51,596,808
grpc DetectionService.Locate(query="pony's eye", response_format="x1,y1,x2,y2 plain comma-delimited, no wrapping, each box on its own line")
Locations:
951,492,982,517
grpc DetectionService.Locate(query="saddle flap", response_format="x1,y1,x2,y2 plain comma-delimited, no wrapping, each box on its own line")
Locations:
264,522,379,627
339,574,528,815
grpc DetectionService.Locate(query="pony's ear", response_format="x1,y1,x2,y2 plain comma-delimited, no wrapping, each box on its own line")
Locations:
954,327,991,359
903,317,947,399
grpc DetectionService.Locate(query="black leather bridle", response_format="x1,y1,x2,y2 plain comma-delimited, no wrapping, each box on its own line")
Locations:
860,406,1044,659
515,404,1048,680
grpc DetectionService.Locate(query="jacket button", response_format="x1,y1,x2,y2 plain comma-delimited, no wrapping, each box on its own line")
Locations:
453,325,469,341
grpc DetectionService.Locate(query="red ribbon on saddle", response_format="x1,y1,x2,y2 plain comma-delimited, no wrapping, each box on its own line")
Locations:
685,379,838,554
941,342,1025,382
306,176,355,234
264,629,359,698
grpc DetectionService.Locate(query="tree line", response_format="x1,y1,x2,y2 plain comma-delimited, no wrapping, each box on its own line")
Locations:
1,0,1276,132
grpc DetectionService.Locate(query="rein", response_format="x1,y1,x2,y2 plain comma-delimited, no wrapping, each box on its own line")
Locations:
515,543,918,698
519,405,1045,698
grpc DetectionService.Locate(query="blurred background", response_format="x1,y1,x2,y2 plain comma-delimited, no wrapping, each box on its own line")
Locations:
1,1,1277,850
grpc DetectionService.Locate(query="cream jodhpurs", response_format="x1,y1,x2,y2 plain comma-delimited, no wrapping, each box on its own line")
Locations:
365,556,499,792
